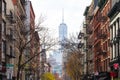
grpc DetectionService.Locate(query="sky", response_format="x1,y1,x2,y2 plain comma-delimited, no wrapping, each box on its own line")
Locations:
30,0,92,37
30,0,92,60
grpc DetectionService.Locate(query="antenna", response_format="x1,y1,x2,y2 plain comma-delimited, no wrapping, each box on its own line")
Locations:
62,8,64,23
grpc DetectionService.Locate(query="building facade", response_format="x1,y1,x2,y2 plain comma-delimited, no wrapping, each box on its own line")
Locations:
83,0,94,78
0,0,16,79
0,0,39,80
33,31,41,80
108,0,120,79
25,1,36,80
98,0,110,75
78,1,94,78
13,0,27,80
78,22,88,79
80,0,112,79
93,0,111,79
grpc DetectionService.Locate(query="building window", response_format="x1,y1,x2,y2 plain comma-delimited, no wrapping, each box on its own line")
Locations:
107,58,110,71
2,20,6,36
118,18,120,56
2,0,6,15
118,40,120,56
114,22,116,37
116,43,118,57
2,40,6,62
111,25,113,40
118,17,120,29
114,44,117,59
111,46,113,59
103,42,107,51
0,0,2,13
104,61,105,71
0,24,1,39
10,46,12,56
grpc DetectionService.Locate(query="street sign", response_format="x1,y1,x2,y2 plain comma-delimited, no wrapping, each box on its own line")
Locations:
6,64,14,79
6,64,14,68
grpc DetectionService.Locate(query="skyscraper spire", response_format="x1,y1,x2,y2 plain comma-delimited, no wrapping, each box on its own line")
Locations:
62,8,64,23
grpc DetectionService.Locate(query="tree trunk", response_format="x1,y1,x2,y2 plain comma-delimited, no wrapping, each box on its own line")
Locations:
16,66,21,80
16,50,43,80
16,51,23,80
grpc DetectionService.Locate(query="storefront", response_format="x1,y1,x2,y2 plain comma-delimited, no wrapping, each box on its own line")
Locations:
6,64,14,80
0,64,6,80
97,72,111,80
109,61,120,79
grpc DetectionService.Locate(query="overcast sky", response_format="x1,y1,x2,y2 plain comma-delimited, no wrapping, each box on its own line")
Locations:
30,0,92,37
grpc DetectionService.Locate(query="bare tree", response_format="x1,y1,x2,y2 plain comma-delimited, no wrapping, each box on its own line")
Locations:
62,34,84,80
13,16,58,80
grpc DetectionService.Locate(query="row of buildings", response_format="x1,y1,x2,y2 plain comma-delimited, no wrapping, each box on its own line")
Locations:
78,0,120,79
0,0,51,80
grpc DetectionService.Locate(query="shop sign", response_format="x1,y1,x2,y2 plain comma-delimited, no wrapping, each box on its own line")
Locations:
113,63,119,69
6,64,14,79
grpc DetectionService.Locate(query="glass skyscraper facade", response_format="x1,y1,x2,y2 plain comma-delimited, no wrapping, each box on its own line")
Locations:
59,20,67,50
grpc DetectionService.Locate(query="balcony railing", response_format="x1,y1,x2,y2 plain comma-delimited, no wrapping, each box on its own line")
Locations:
97,30,107,39
86,15,93,21
5,10,16,24
87,43,92,49
96,47,101,55
78,32,84,39
87,37,93,48
97,47,107,55
99,33,107,39
78,42,84,48
101,50,107,55
86,25,93,34
96,13,107,22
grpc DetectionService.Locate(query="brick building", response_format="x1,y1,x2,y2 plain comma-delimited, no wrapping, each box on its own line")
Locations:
81,0,111,79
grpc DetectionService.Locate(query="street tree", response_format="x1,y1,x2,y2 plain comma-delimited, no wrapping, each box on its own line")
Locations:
14,16,58,80
41,72,55,80
66,52,83,80
62,34,84,80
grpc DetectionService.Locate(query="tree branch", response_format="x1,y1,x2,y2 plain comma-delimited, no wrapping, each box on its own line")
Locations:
20,49,44,68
